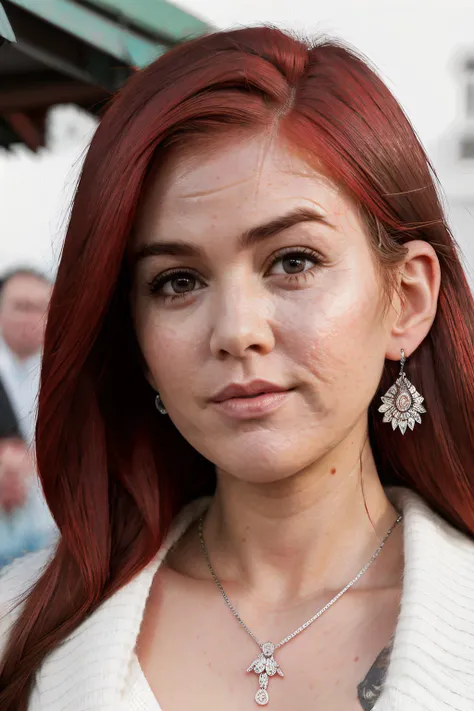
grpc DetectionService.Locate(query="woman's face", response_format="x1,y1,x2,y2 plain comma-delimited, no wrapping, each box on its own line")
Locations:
131,135,394,482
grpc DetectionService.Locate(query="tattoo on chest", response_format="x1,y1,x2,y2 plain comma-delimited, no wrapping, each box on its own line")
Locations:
357,645,392,710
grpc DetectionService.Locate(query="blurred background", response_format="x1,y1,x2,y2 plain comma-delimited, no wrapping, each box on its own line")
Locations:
0,0,472,566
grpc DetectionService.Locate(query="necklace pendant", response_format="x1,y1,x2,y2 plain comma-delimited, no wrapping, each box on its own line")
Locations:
247,642,284,706
255,688,269,706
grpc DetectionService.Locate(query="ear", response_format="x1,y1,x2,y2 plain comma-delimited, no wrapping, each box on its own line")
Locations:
145,370,158,392
386,240,441,360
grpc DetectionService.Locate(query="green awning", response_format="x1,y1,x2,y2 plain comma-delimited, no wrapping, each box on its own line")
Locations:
82,0,209,44
0,0,210,150
5,0,210,68
0,0,15,42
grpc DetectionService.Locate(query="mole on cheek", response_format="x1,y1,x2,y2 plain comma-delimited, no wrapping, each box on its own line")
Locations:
330,467,336,475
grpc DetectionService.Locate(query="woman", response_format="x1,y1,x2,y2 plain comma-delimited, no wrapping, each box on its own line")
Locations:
1,26,473,711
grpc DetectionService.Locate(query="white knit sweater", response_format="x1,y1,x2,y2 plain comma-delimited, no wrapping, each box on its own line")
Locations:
1,487,474,711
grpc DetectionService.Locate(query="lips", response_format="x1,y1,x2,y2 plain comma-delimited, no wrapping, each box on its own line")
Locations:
211,379,289,403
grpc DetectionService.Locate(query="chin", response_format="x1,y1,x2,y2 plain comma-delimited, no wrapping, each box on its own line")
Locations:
212,444,316,485
183,421,330,483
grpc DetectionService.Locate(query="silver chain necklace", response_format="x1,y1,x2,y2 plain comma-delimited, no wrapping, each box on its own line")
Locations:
198,512,403,706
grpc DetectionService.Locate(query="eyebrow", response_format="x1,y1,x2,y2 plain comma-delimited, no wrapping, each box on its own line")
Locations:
132,206,334,264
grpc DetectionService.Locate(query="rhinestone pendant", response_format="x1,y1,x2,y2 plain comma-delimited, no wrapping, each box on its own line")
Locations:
378,373,426,435
255,689,269,706
247,642,284,706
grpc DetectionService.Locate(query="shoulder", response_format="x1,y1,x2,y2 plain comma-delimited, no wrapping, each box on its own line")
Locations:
391,485,474,627
389,486,474,563
0,544,56,662
383,488,474,705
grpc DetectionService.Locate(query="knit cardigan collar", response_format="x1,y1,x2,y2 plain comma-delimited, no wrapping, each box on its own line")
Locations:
20,488,474,709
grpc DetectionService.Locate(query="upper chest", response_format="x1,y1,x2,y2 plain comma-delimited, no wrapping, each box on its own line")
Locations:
28,494,474,711
136,566,400,711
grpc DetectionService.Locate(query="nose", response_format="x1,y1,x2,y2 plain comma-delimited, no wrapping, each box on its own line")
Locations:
209,279,275,360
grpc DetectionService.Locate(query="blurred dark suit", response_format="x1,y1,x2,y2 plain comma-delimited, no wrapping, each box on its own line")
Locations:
0,377,22,440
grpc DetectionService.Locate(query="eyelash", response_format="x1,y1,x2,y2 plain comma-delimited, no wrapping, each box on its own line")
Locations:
147,247,323,302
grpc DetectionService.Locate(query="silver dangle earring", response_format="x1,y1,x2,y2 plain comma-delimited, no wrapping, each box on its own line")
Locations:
378,349,426,435
155,393,168,415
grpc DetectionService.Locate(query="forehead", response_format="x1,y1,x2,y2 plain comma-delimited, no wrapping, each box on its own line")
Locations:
134,135,351,242
2,275,51,303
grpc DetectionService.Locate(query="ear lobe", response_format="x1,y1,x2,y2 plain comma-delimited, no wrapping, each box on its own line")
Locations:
144,370,158,392
385,240,441,361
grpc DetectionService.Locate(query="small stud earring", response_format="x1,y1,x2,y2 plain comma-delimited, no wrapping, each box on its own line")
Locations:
378,349,426,435
155,393,167,415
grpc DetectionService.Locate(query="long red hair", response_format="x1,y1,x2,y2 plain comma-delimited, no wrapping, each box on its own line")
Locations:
1,27,473,709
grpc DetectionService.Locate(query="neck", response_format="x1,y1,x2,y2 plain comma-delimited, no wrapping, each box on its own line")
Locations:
203,429,402,608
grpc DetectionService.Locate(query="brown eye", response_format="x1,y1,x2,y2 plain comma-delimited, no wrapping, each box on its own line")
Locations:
267,249,321,277
281,256,307,274
170,275,196,294
148,269,203,298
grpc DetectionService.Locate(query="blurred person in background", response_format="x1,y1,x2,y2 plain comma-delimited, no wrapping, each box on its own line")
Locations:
0,268,57,567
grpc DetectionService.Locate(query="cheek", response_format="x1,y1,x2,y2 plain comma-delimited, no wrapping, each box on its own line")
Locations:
278,272,386,393
136,306,202,393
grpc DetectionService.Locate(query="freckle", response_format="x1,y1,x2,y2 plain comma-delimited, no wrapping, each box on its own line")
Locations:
330,467,336,475
354,656,359,662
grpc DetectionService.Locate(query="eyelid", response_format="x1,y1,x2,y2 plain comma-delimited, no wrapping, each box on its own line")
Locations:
264,246,323,273
147,267,205,294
